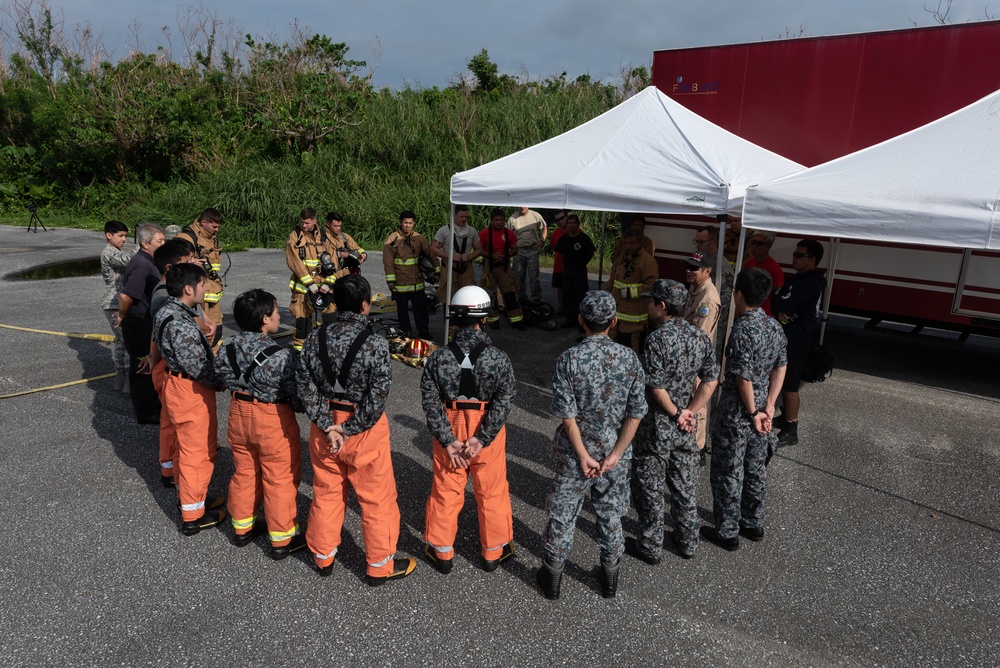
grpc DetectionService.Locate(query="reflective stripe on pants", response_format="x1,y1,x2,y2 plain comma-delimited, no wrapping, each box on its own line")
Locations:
424,407,513,560
164,375,219,522
226,399,302,546
306,412,401,577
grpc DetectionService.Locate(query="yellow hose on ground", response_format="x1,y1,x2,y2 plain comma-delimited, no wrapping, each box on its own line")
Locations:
0,324,115,342
0,373,116,399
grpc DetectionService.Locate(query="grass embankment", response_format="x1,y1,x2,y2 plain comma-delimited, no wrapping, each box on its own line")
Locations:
11,87,624,259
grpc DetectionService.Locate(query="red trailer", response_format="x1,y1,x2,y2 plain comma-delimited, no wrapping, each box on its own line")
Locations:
648,22,1000,336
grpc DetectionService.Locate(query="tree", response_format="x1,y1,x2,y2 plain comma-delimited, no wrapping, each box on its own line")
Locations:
243,29,372,154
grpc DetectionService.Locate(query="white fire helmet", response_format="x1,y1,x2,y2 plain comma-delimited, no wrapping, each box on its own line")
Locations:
449,285,493,319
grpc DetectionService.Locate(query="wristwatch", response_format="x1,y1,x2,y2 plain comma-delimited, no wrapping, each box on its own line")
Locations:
745,408,760,419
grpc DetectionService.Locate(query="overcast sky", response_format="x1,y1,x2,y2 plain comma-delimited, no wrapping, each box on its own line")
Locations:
30,0,996,88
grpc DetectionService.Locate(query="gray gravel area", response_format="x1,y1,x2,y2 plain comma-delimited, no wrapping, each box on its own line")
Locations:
0,224,998,667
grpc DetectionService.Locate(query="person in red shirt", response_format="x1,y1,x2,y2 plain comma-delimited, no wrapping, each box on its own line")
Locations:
742,230,785,317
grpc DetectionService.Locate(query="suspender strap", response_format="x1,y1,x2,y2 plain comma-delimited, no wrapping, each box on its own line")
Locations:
447,340,489,400
319,326,372,398
157,315,175,342
227,344,282,389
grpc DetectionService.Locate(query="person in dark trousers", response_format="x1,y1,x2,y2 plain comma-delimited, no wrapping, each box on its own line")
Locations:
555,214,596,330
114,223,166,424
772,239,826,447
701,268,786,552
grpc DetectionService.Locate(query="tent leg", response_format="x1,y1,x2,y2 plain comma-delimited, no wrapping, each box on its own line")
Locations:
818,238,840,346
597,212,607,286
443,204,455,344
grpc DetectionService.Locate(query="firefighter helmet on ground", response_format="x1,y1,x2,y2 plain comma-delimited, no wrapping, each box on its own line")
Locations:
449,285,493,319
406,338,429,359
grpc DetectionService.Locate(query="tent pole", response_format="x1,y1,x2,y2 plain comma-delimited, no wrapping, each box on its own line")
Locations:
714,214,727,293
819,237,840,346
597,212,607,286
722,226,748,363
443,203,455,344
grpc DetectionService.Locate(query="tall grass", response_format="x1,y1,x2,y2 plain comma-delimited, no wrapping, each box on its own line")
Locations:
107,85,621,251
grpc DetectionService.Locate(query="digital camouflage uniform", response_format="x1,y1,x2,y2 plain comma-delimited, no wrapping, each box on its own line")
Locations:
176,225,224,330
100,241,135,373
153,297,224,523
710,308,787,540
419,327,516,560
633,317,719,557
716,261,735,361
216,332,303,547
296,311,404,577
543,326,648,564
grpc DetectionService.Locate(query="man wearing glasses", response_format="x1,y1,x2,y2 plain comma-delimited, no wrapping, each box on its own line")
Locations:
772,240,826,448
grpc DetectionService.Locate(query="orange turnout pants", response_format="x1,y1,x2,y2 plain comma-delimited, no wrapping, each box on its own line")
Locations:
424,403,513,562
226,395,302,546
306,408,401,577
152,358,178,483
164,373,219,522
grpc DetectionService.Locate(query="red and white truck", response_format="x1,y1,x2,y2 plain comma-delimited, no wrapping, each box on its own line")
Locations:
648,21,1000,336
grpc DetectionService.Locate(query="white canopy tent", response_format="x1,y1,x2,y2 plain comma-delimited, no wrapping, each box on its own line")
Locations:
443,86,803,332
742,88,1000,341
742,88,1000,250
451,86,803,216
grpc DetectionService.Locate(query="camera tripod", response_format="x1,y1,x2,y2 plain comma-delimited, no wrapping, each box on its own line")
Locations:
26,206,47,233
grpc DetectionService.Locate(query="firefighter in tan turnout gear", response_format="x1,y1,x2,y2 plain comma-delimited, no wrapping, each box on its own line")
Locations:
286,208,330,351
320,210,367,322
176,207,225,345
382,210,433,340
604,229,658,353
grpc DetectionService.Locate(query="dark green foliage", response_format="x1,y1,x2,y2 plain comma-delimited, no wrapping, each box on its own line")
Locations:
0,10,633,253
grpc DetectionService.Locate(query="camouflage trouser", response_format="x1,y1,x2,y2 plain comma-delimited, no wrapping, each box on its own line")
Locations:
103,308,130,372
632,428,700,556
542,448,631,564
709,418,772,540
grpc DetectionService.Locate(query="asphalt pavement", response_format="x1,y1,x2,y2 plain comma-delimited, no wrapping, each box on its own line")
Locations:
1,224,998,667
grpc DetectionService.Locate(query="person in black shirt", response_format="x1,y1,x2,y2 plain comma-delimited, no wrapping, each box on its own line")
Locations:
554,214,596,329
772,239,826,447
114,223,166,424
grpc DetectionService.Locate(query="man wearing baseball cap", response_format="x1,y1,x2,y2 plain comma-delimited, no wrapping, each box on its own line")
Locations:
627,279,719,563
537,290,647,600
683,251,722,456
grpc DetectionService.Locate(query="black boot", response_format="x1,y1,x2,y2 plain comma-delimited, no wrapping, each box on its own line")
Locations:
600,558,620,599
777,421,799,447
536,559,563,600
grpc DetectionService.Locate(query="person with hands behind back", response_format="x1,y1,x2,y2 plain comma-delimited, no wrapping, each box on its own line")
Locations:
701,268,787,553
153,263,227,536
216,289,306,559
296,274,416,585
627,279,719,564
537,291,647,600
419,285,516,575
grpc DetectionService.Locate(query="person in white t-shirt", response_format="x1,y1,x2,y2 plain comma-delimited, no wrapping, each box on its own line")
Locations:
506,207,547,305
431,205,482,305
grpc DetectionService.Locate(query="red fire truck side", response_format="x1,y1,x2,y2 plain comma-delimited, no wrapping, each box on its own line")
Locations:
648,21,1000,335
